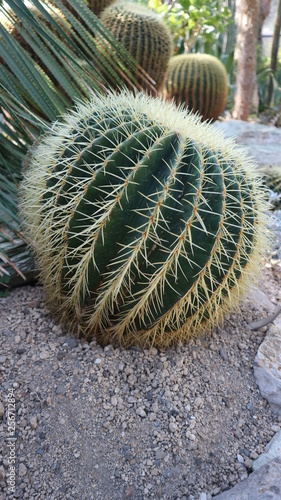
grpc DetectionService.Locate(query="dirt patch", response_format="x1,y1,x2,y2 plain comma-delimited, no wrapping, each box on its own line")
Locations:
1,262,281,499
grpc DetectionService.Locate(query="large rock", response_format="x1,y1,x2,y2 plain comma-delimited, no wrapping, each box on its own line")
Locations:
254,325,281,415
213,457,281,499
213,120,281,169
246,288,275,313
253,431,281,471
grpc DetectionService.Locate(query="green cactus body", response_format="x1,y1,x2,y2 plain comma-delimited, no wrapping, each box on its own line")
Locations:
20,91,269,348
262,166,281,194
52,0,113,17
88,0,115,16
164,54,229,121
99,3,173,93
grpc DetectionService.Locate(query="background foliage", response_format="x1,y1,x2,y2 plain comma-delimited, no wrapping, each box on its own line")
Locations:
137,0,232,54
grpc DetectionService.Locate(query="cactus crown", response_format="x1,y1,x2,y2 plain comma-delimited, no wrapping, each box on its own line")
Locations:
20,90,269,348
88,0,114,16
164,53,229,121
99,2,173,92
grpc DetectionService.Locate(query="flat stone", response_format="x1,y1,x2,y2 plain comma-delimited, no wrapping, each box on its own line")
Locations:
219,348,229,361
155,449,165,460
246,288,275,313
65,337,78,348
199,493,208,500
254,325,281,415
213,457,281,499
213,120,281,168
39,348,49,360
55,384,66,395
253,430,281,471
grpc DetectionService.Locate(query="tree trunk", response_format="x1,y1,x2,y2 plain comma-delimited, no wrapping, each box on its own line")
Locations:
233,0,259,120
266,0,281,104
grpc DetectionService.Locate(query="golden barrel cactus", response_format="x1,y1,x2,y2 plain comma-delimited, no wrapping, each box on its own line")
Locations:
164,53,229,121
20,91,269,348
51,0,114,17
99,2,173,93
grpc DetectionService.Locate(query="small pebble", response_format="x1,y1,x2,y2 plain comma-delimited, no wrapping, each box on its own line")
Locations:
219,348,229,361
19,464,27,477
30,415,37,429
136,407,146,418
169,422,178,433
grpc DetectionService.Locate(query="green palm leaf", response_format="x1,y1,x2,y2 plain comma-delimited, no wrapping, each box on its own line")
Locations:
0,0,152,287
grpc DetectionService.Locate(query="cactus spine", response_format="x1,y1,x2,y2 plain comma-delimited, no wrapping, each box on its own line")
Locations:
20,91,268,348
51,0,114,17
99,3,173,92
88,0,115,16
164,54,229,121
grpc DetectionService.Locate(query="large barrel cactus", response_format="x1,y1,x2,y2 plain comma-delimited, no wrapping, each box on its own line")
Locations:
20,91,269,348
164,54,229,121
99,3,173,93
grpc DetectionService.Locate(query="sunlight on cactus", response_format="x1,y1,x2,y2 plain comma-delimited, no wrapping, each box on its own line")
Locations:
20,90,270,348
163,54,229,121
99,2,173,93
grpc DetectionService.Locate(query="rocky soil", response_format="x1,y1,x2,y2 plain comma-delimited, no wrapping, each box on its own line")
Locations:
1,258,281,499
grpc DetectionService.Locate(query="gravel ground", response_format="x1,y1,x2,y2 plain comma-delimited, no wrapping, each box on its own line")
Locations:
1,259,281,499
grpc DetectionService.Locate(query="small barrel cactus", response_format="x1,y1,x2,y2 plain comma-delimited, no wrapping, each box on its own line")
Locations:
262,166,281,195
262,166,281,208
20,91,269,348
99,2,173,93
163,54,229,121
